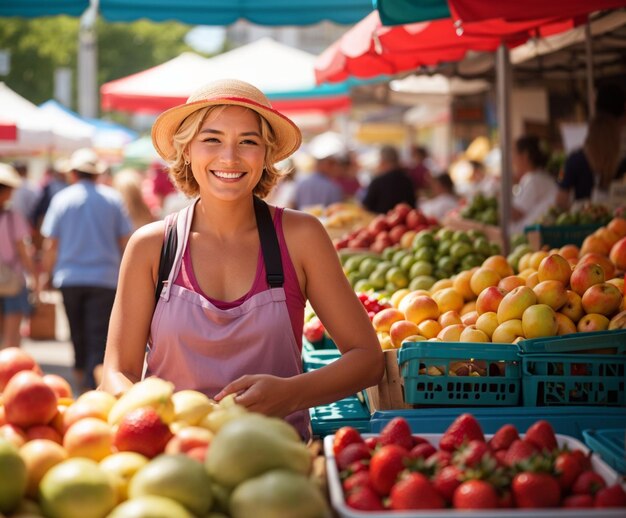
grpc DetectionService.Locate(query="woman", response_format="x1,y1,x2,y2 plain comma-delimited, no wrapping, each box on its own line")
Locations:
100,79,383,440
556,113,621,209
112,168,156,230
0,163,37,348
510,135,558,235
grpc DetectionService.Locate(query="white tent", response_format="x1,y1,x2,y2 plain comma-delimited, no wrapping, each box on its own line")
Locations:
0,83,93,155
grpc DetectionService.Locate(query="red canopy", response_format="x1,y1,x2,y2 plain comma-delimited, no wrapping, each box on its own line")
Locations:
451,0,626,23
315,10,578,83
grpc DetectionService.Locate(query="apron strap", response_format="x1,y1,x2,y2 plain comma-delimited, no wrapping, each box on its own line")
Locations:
253,196,284,288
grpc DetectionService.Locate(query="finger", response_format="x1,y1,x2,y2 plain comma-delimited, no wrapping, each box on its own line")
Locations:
214,375,253,401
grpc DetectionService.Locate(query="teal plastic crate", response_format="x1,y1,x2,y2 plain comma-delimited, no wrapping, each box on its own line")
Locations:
521,352,626,406
524,223,603,248
302,335,337,352
519,329,626,355
302,349,341,372
583,428,626,475
370,407,626,442
398,341,521,406
310,394,371,437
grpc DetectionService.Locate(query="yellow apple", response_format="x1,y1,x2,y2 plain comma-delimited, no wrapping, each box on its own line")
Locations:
492,319,524,343
497,286,537,324
521,304,558,339
475,312,499,339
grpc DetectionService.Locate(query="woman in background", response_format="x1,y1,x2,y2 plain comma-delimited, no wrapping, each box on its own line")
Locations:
113,168,156,230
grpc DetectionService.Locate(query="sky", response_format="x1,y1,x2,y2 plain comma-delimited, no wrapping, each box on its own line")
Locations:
185,26,226,54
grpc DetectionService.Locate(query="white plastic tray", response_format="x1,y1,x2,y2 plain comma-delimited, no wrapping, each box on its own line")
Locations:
324,433,626,518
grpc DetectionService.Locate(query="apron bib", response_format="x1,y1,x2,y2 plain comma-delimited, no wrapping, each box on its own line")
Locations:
147,197,310,439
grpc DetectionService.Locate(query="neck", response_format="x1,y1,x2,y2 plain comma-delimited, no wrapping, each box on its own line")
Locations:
193,195,258,238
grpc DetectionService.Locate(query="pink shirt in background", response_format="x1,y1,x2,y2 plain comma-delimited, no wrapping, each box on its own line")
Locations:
174,207,306,347
0,210,30,274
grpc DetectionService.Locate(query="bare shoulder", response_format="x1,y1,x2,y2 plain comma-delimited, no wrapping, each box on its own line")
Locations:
278,207,337,267
280,207,327,240
125,220,167,259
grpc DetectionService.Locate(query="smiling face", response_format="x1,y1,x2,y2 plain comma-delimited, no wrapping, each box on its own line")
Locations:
185,105,266,203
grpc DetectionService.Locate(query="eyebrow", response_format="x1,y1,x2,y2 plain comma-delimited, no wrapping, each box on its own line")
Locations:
198,128,261,137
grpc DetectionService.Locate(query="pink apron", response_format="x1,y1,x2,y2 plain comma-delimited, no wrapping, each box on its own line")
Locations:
146,198,310,440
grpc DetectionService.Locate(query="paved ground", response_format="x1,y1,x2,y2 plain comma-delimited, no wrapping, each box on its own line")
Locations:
19,290,80,396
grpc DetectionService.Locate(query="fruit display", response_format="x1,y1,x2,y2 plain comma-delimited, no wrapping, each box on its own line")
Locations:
537,203,613,226
363,216,626,350
0,348,328,518
333,203,437,253
459,193,499,225
305,201,376,241
341,228,501,296
328,414,626,512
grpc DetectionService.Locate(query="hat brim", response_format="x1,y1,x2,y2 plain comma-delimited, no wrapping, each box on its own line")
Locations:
151,97,302,164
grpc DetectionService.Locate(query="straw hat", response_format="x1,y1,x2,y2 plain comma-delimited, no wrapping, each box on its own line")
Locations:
0,163,22,188
68,148,107,175
151,79,302,163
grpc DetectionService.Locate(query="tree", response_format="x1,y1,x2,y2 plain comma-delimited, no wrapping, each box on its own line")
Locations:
0,16,196,114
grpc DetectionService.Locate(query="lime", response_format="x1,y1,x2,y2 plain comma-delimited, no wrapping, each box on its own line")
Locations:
414,246,436,263
436,256,457,275
473,237,492,257
437,239,453,256
461,254,483,270
385,266,409,289
409,260,433,278
490,243,502,256
374,260,393,275
452,230,472,244
343,255,363,273
368,271,387,290
354,279,374,292
412,230,436,249
346,271,363,287
399,254,417,274
467,229,486,241
409,275,436,291
450,242,473,260
359,258,378,277
392,249,409,266
436,228,454,241
382,246,399,261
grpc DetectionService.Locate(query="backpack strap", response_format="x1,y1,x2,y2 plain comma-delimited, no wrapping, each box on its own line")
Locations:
253,196,284,288
154,214,178,306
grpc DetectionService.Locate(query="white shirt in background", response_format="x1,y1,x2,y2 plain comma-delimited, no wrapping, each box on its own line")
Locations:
511,170,558,235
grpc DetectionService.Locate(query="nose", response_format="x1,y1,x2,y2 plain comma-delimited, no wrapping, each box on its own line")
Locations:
219,142,240,165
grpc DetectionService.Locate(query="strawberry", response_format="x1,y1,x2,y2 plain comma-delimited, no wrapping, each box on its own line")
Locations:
412,434,429,446
594,484,626,507
498,490,514,508
343,470,373,494
345,485,385,511
563,494,594,507
453,479,499,509
369,444,409,496
336,442,371,471
488,424,519,451
524,420,558,453
364,436,379,451
512,472,561,508
333,426,363,457
112,406,172,458
453,439,491,468
379,417,413,450
570,448,593,471
389,472,445,510
440,413,484,452
427,449,453,470
409,442,436,460
554,451,584,490
572,470,607,496
345,459,369,476
504,439,537,468
432,464,463,502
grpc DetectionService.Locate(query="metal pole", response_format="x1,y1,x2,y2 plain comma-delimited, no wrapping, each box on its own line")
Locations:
585,17,595,120
78,0,99,118
496,44,512,255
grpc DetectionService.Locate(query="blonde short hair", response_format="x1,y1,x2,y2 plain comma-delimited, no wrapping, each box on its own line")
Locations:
167,105,285,198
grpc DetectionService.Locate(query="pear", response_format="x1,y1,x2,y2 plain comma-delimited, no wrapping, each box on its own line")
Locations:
497,286,537,324
108,378,175,426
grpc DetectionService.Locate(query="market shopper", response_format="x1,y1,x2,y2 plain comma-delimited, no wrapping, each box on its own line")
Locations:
510,135,558,234
0,163,37,348
100,79,383,441
40,148,133,392
362,144,416,214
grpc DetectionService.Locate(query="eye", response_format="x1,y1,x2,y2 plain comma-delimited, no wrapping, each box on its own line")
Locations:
241,138,259,145
200,137,220,143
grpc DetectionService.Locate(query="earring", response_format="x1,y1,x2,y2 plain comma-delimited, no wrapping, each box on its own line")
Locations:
184,159,190,165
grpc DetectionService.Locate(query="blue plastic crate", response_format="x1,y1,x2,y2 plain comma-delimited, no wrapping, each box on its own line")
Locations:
521,352,626,406
524,223,603,248
398,341,521,406
302,335,337,352
519,329,626,355
302,348,341,372
370,407,626,442
310,394,371,437
583,428,626,475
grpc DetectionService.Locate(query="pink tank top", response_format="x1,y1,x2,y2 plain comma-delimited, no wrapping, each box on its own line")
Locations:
173,207,305,347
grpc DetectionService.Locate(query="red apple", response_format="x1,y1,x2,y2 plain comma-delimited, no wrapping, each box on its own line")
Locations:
570,263,604,296
0,347,38,391
581,283,622,317
388,224,407,245
610,236,626,271
475,286,506,315
25,424,63,445
368,215,389,234
3,371,58,428
405,209,426,230
165,426,212,457
42,374,73,399
113,407,172,458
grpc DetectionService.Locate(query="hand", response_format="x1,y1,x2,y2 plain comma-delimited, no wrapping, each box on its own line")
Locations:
214,374,297,418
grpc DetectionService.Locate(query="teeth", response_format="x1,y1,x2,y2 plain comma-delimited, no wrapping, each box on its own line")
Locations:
213,171,244,179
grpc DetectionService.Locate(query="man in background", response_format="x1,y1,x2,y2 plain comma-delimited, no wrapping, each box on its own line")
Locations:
40,148,132,392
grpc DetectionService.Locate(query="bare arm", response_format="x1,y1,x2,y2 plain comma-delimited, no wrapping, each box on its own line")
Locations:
99,221,165,396
218,210,383,417
39,238,57,291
